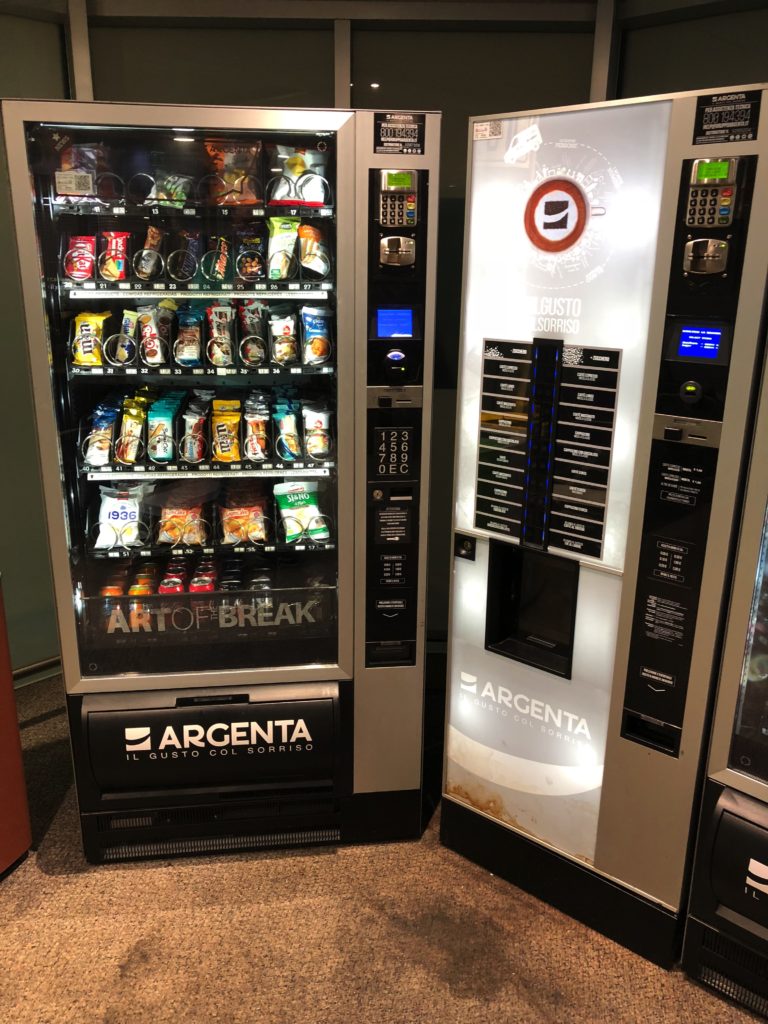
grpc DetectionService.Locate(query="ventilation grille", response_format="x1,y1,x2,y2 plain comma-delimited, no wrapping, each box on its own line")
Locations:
702,926,768,978
106,815,154,831
102,828,341,862
699,965,768,1017
98,801,285,832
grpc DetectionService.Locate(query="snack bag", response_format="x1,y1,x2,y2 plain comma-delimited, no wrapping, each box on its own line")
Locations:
94,484,144,549
300,306,332,366
174,305,205,367
83,399,120,468
234,225,267,281
103,309,138,367
168,229,201,283
64,235,95,281
302,403,331,460
238,300,268,367
206,303,235,367
267,218,299,280
153,170,194,208
114,398,146,465
72,311,110,367
298,224,331,278
274,481,329,543
211,399,242,463
268,307,299,366
147,399,180,464
157,505,207,546
220,497,268,545
99,230,130,281
272,402,302,462
266,144,329,207
202,234,230,282
244,391,270,461
134,224,164,280
180,399,208,463
137,306,167,366
203,139,262,205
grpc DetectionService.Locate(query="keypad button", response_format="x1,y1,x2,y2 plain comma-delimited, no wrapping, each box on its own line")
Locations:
718,217,729,224
701,188,709,196
707,217,715,224
722,188,734,197
691,189,699,197
697,217,705,224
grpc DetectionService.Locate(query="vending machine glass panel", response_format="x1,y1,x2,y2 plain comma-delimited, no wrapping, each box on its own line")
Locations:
23,120,341,679
729,502,768,782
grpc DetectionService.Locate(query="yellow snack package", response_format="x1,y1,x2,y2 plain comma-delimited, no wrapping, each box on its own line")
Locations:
211,399,242,463
72,311,109,367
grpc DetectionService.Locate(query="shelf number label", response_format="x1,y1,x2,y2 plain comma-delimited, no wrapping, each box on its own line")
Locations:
375,427,412,476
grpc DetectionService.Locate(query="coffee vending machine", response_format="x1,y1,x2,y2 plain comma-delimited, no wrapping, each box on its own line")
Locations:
2,100,439,862
441,85,768,964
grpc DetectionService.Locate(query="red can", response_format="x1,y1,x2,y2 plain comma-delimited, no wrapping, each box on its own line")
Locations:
189,575,216,593
158,577,185,594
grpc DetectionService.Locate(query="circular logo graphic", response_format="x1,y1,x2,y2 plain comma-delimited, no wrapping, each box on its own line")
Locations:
524,178,588,253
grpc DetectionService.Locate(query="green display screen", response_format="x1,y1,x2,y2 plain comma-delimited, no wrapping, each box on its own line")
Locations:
387,171,413,190
696,160,730,182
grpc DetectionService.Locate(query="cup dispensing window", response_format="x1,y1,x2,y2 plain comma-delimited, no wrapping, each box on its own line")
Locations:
485,541,580,679
729,501,768,782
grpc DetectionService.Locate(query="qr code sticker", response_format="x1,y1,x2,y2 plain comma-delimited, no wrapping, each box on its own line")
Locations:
55,170,94,196
473,121,503,141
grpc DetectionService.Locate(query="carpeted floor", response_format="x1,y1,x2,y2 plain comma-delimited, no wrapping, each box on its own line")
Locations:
0,676,755,1024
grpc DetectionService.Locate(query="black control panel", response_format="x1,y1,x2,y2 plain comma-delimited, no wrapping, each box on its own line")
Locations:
473,338,620,561
621,153,757,757
365,167,429,667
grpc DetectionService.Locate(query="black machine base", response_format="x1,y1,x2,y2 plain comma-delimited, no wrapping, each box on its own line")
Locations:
683,917,768,1019
440,797,681,967
80,788,424,864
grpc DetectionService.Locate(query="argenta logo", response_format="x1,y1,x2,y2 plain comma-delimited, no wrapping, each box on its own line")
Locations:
459,676,591,740
124,719,314,759
460,672,478,694
746,858,768,895
125,727,152,752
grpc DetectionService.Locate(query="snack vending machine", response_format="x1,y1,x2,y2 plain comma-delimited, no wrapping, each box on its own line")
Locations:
441,85,768,964
2,100,439,862
683,349,768,1013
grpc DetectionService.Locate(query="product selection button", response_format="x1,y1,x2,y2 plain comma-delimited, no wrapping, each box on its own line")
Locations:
474,512,521,538
550,512,604,542
550,496,605,524
548,532,603,559
552,459,610,488
476,479,524,504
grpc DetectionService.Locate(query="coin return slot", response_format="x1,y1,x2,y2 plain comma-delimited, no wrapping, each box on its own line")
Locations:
484,541,579,679
621,710,681,757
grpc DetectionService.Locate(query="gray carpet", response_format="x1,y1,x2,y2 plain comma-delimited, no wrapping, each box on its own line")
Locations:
0,676,754,1024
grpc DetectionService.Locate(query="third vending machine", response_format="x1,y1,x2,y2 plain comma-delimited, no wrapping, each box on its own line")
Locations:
442,85,768,964
3,100,439,863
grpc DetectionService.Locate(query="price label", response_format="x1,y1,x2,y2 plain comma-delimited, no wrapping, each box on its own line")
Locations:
118,282,130,290
183,208,195,216
133,466,145,473
159,368,171,375
113,207,125,216
166,465,178,472
288,283,300,290
152,283,164,290
188,283,200,290
126,368,137,375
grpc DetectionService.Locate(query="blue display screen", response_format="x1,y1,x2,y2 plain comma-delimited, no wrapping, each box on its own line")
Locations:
677,325,722,359
377,308,413,338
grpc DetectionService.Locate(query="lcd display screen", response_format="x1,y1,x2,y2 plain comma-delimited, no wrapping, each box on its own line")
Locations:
377,308,413,338
386,171,414,190
696,160,730,182
677,325,722,359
